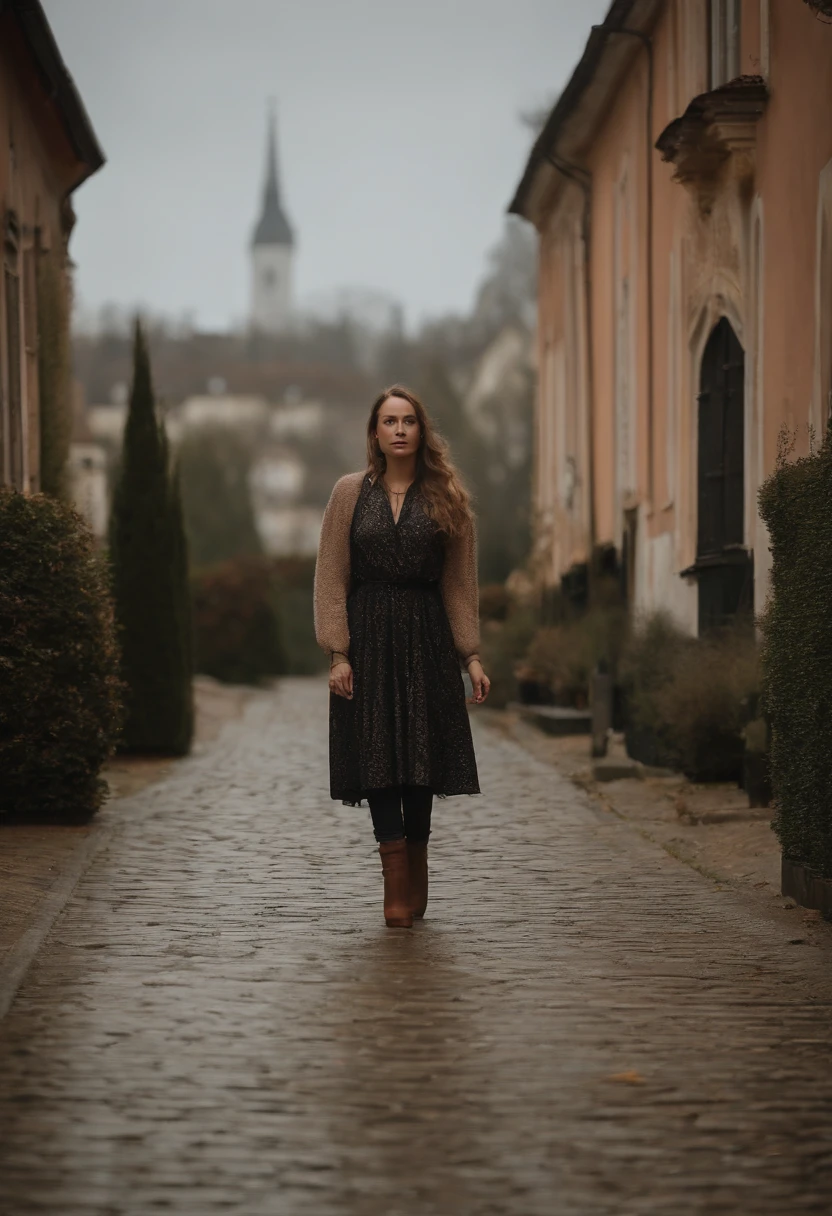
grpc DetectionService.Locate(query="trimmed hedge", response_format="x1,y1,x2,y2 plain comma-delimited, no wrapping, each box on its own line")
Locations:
0,490,123,821
191,555,324,684
192,557,285,685
759,428,832,879
272,557,325,676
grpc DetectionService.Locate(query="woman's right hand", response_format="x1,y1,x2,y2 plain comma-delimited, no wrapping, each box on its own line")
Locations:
329,661,354,700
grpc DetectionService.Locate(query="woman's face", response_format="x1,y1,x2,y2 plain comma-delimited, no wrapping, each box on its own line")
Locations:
375,395,421,461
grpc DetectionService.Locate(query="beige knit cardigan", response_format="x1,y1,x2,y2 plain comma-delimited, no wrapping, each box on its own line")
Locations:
313,471,480,664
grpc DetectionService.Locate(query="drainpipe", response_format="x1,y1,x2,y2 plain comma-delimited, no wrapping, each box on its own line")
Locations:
595,24,656,508
543,152,598,562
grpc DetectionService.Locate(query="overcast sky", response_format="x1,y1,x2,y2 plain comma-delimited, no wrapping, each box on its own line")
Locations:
42,0,608,332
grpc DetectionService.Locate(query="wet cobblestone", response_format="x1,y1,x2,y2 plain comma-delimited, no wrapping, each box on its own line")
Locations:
1,678,831,1214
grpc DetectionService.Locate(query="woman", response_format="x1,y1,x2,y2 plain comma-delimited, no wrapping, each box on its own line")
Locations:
314,384,490,928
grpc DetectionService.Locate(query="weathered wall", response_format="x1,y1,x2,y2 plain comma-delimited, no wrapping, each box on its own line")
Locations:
0,14,85,492
530,0,832,630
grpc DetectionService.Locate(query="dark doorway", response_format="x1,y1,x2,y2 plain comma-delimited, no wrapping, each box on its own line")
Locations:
694,318,753,633
621,507,638,608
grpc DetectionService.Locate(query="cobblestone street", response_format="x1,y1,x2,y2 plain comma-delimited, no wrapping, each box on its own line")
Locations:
1,678,831,1214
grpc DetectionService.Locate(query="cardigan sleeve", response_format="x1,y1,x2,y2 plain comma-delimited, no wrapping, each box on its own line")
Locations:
313,474,362,657
440,514,480,663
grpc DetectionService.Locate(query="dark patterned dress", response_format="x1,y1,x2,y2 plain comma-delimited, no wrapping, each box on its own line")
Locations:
329,475,480,806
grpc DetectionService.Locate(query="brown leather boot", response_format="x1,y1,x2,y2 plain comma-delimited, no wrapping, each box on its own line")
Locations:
378,840,413,928
407,840,429,918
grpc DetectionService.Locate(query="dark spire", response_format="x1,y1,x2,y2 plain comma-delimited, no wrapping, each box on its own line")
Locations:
252,103,294,248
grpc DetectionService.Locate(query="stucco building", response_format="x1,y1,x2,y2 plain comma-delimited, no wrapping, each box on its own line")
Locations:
0,0,103,492
511,0,832,634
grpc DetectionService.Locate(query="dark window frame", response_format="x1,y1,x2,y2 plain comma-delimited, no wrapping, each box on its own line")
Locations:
681,316,753,634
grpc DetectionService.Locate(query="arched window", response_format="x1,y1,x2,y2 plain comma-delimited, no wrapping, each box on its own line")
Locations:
694,318,753,632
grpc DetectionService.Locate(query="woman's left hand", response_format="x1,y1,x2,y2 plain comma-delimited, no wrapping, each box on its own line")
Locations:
467,660,491,704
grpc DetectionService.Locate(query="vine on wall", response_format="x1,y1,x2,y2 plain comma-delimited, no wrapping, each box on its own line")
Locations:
37,246,73,499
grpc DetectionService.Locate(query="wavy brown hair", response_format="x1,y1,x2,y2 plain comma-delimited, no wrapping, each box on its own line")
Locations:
366,384,472,537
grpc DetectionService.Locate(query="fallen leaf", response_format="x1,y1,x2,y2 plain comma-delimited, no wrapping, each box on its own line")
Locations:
608,1070,646,1085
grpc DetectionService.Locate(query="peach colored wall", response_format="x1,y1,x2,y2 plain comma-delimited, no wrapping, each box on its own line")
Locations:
535,185,587,586
0,15,83,491
531,0,832,627
757,0,832,460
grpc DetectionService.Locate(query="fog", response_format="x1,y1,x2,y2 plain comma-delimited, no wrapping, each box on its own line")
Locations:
42,0,608,330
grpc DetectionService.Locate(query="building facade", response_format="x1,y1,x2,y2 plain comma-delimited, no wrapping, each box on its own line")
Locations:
0,0,103,492
250,108,295,334
511,0,832,634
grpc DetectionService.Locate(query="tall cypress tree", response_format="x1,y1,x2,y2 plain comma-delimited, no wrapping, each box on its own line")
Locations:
109,321,194,754
178,426,262,567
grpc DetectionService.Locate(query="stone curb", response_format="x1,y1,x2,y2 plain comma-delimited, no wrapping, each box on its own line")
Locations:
0,819,113,1023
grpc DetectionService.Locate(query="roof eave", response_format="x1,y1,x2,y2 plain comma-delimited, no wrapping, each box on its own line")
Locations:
4,0,105,190
508,0,662,227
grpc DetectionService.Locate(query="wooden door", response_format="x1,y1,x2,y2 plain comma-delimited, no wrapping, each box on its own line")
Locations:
695,318,753,632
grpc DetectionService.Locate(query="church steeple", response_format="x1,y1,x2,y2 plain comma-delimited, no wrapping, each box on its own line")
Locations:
252,104,294,249
250,103,295,332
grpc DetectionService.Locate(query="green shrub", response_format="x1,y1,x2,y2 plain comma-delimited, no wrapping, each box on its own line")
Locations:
272,557,325,675
192,557,285,685
621,612,758,779
653,625,759,781
620,612,693,769
479,583,510,622
109,322,194,754
479,606,538,708
759,427,832,878
527,606,629,707
526,624,588,705
0,490,123,821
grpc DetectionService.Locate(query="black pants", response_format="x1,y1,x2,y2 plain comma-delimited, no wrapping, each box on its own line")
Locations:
367,785,433,844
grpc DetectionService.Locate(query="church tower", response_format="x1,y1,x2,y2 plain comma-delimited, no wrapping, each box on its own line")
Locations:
250,106,294,333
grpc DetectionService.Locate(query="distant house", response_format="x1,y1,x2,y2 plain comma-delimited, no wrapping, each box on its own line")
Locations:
511,0,832,635
269,397,324,442
255,505,322,559
249,443,323,558
67,442,108,537
0,0,104,491
79,383,328,554
167,394,269,441
463,322,533,464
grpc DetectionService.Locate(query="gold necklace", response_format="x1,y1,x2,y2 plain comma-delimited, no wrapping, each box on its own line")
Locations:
382,478,412,499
